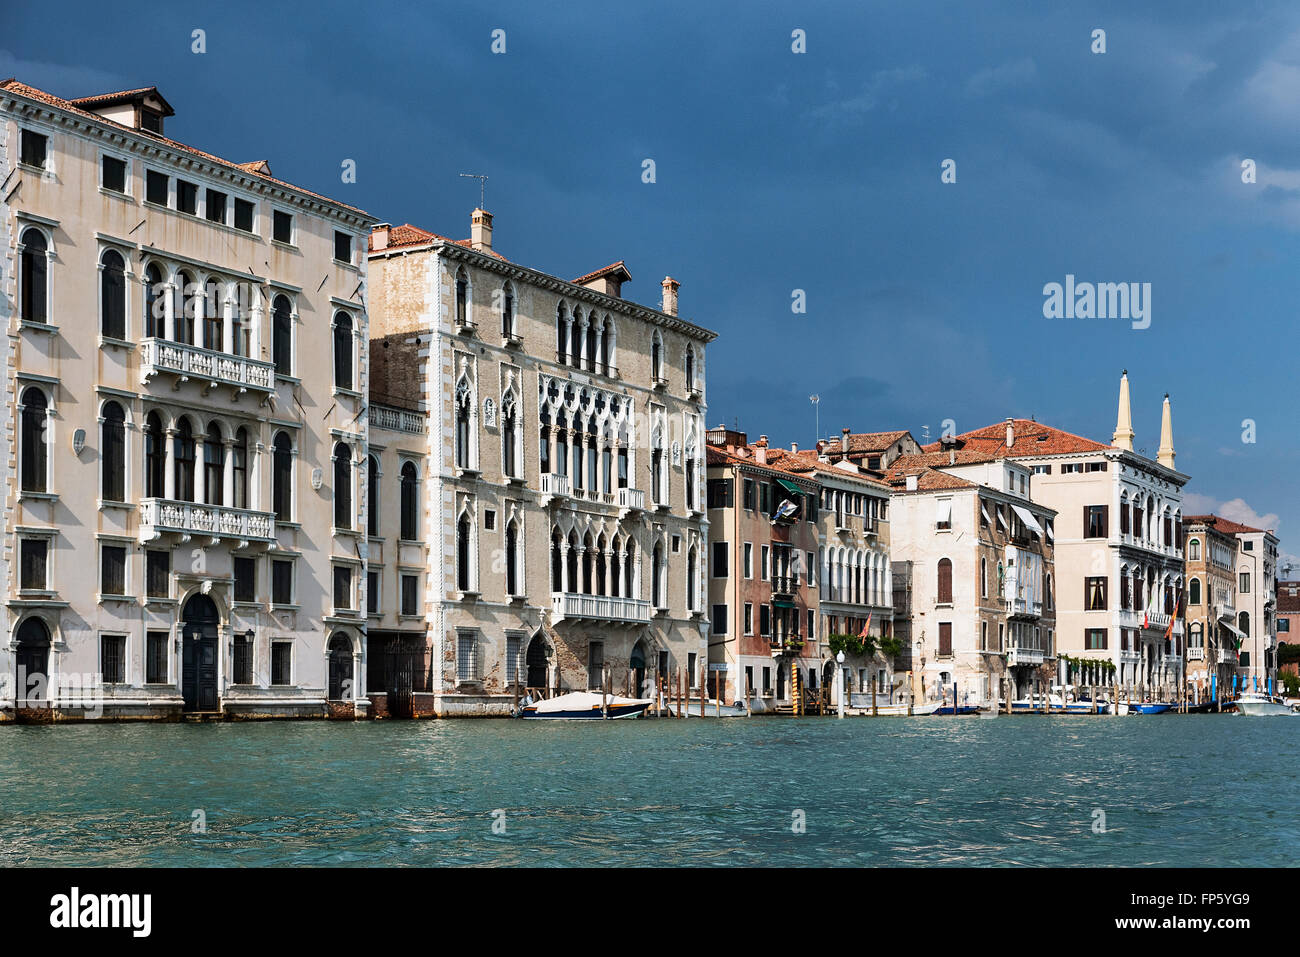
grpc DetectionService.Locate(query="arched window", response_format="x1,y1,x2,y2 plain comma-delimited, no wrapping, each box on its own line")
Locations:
1190,622,1203,648
101,401,126,502
551,529,564,592
501,282,515,338
685,346,696,391
502,393,518,479
1187,538,1201,562
599,317,612,373
624,538,635,596
174,419,196,502
455,380,473,469
556,304,567,361
652,541,664,607
1188,578,1201,606
272,295,292,375
143,263,164,338
581,533,594,594
101,249,126,339
585,321,597,372
457,513,472,592
506,520,520,596
203,277,223,351
555,412,568,477
566,531,579,590
176,270,196,344
651,332,663,381
204,422,224,505
400,461,418,540
272,431,293,520
455,267,470,327
144,411,165,497
20,228,48,324
367,455,380,537
1239,611,1250,638
20,387,48,492
570,308,583,367
333,442,352,529
687,545,697,611
333,311,353,390
937,558,953,604
685,449,696,510
232,427,248,509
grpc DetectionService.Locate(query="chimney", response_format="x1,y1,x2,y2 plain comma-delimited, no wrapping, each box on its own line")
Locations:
661,277,680,316
791,443,799,453
949,448,956,466
754,435,768,465
1005,418,1015,449
1157,393,1176,469
841,427,851,455
372,223,391,251
1113,370,1135,451
906,473,919,491
471,208,493,252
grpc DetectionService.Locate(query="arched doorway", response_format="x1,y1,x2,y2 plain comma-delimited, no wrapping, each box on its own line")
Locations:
181,594,220,712
525,634,550,691
630,641,647,698
327,633,354,700
15,617,50,705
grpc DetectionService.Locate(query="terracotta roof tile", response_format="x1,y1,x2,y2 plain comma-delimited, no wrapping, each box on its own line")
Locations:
1,79,368,217
820,430,911,456
368,222,509,261
924,419,1111,457
571,260,631,286
1183,514,1267,536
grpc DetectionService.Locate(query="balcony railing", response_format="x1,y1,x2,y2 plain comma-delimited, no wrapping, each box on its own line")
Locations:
1119,609,1174,630
371,404,427,435
617,487,644,512
540,473,570,502
771,575,799,596
1005,597,1043,618
1007,646,1046,666
140,338,275,394
139,498,276,544
551,592,651,625
1187,646,1206,661
1218,648,1238,665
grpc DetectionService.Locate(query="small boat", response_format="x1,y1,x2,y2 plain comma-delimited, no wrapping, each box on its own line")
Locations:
931,704,980,715
516,691,652,720
1129,702,1174,715
1235,692,1296,717
667,699,748,718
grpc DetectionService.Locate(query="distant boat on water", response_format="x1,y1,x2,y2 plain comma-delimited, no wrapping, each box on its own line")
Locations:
1235,692,1296,717
667,699,748,718
1128,702,1174,715
516,691,652,720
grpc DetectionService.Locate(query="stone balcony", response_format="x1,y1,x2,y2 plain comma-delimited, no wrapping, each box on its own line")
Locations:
140,338,276,396
551,591,651,626
1005,597,1043,618
139,498,276,545
1006,645,1046,666
1187,646,1206,661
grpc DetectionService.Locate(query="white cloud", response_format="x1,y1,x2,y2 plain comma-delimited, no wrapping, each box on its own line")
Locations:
810,66,927,123
1182,493,1280,533
964,58,1037,98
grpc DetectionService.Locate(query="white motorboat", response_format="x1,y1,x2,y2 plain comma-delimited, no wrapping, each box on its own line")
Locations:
1235,692,1296,717
516,691,652,719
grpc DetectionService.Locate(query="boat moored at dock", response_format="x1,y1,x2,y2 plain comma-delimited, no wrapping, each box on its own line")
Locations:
515,691,653,720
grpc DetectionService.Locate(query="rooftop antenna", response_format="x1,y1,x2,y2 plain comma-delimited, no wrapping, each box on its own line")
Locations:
460,172,488,208
809,394,820,445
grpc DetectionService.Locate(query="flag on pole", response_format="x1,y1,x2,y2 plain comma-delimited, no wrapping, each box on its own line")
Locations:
858,613,872,639
1162,594,1179,641
771,499,799,524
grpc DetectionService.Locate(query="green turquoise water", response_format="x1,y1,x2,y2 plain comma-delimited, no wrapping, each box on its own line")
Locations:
0,715,1293,867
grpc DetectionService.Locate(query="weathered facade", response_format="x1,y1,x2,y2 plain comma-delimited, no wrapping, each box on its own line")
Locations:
1181,516,1240,700
1,81,374,721
366,214,716,716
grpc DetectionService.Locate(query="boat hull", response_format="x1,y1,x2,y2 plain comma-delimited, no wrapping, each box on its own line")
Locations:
517,691,652,720
1235,695,1295,716
1129,703,1173,715
667,701,749,718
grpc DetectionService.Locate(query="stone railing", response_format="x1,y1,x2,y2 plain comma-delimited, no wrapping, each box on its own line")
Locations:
139,498,276,543
371,404,427,434
1006,646,1046,666
140,338,275,393
551,592,651,624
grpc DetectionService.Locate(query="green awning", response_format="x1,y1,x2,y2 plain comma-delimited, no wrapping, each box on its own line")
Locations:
775,478,804,496
773,599,797,609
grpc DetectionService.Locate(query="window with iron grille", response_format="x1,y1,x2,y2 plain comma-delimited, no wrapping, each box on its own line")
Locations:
146,550,169,598
100,544,127,596
233,634,254,685
233,557,256,603
271,642,292,685
458,631,479,682
146,630,169,684
506,634,521,686
101,634,126,683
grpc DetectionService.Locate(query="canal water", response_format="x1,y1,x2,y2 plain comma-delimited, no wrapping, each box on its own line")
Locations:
0,715,1293,867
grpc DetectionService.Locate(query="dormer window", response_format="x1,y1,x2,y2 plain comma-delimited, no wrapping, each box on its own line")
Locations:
140,108,163,133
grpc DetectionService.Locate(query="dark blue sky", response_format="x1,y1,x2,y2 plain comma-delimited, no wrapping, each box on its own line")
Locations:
8,0,1298,566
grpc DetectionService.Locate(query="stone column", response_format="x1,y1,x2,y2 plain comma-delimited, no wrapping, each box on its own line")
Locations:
222,288,235,354
562,317,573,364
194,437,206,504
163,281,177,341
164,427,177,500
223,439,235,508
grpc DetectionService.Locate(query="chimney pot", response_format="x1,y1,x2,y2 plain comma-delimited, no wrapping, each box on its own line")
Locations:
372,223,391,251
791,443,798,453
1005,417,1015,449
471,208,493,252
661,277,680,316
